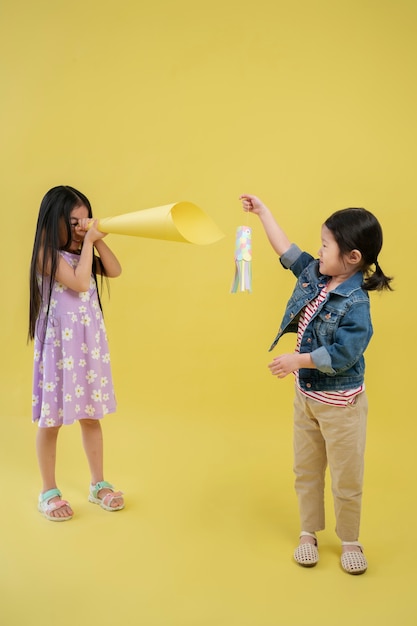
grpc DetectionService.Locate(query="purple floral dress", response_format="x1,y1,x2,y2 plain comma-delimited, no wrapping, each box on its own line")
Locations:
32,250,116,427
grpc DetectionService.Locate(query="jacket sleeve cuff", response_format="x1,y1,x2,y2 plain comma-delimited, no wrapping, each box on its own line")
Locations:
310,347,336,374
280,243,302,269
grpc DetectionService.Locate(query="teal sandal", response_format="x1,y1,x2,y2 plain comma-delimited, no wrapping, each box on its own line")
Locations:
38,488,73,522
88,481,124,511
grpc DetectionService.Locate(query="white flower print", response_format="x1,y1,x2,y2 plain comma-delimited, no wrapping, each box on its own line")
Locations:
41,402,50,417
91,389,102,402
86,370,98,384
75,385,84,398
81,314,91,327
62,328,73,341
32,249,115,429
64,356,74,370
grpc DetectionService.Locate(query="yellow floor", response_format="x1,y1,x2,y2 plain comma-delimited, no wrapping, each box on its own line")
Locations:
1,0,415,622
1,398,415,626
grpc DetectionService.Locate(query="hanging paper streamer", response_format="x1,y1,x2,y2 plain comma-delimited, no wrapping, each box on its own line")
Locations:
231,225,252,293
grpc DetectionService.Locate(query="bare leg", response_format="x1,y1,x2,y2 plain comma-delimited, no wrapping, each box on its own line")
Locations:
79,419,123,508
300,535,316,545
36,426,73,519
342,544,362,553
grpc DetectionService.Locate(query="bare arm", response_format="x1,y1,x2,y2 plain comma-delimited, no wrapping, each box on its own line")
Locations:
93,239,122,278
239,194,291,257
54,219,121,291
53,239,95,292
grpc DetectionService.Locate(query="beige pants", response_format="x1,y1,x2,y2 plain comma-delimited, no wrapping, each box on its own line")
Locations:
293,386,368,542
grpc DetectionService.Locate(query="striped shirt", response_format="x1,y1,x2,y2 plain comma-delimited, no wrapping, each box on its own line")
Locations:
295,284,363,406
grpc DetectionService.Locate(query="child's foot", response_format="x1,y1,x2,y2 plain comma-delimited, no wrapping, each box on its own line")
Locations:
294,532,319,567
38,488,73,521
341,542,367,574
88,481,124,511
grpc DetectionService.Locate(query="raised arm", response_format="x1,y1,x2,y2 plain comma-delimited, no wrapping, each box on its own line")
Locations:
53,219,121,292
239,194,291,257
93,239,122,278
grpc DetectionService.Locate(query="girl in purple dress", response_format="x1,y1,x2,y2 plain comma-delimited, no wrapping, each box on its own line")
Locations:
29,185,124,521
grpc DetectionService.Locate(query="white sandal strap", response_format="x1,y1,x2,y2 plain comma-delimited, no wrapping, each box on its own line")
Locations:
341,549,367,573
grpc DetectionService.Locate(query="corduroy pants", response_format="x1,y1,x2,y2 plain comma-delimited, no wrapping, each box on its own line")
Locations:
293,386,368,542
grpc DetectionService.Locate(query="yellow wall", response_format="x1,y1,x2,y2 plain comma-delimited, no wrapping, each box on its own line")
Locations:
1,2,417,625
1,0,413,423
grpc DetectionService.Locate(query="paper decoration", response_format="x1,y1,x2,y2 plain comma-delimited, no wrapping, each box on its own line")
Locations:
93,202,224,245
231,225,252,293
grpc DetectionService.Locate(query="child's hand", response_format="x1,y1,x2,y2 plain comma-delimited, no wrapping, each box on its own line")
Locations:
77,218,106,243
239,194,268,216
268,353,299,378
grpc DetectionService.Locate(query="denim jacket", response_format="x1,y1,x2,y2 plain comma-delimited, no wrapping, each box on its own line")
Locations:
269,244,373,391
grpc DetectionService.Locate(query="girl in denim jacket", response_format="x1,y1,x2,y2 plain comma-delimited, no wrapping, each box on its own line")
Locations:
240,194,392,575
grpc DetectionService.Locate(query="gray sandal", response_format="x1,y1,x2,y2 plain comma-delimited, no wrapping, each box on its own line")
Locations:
341,541,367,575
294,531,319,567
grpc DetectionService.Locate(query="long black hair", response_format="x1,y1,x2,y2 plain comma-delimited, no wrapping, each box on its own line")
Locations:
28,185,105,341
324,207,393,292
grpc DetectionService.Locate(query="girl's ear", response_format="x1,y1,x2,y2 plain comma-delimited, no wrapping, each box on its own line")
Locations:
348,249,362,265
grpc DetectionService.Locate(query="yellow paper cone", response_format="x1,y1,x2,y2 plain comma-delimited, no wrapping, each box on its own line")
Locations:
95,202,224,245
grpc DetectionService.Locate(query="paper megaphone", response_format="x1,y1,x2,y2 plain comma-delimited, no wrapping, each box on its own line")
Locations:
92,201,224,245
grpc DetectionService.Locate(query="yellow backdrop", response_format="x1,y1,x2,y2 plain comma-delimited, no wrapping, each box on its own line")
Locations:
1,1,416,625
